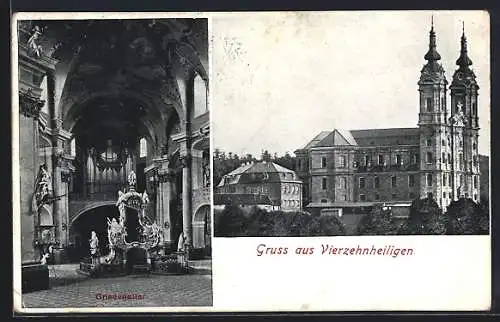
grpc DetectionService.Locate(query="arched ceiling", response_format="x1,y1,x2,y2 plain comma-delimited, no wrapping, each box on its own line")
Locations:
19,19,208,141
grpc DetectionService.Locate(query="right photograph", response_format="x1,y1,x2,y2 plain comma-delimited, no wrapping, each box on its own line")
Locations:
212,11,490,237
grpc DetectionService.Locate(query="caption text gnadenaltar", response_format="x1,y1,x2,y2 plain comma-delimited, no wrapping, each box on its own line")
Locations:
256,244,414,258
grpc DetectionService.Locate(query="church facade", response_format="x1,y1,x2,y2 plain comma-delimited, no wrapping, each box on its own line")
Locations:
295,22,481,214
16,18,211,278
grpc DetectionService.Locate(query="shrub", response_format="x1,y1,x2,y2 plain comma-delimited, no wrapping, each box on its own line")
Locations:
357,205,399,235
398,198,446,235
445,198,489,235
214,204,248,237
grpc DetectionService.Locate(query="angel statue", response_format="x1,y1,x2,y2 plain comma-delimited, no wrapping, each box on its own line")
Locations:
27,25,44,57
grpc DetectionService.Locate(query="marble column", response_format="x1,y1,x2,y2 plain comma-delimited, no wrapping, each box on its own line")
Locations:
181,146,193,258
154,156,175,251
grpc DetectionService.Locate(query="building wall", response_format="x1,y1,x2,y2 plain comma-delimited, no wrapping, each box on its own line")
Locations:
19,114,37,263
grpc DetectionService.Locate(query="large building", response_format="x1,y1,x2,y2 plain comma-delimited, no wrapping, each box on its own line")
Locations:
295,22,481,215
16,19,211,287
215,161,303,212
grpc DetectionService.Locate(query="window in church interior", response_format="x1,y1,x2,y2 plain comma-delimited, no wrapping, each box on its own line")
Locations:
70,138,76,157
194,74,208,117
140,137,147,158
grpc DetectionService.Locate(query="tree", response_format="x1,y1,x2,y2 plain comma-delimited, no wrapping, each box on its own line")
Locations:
213,204,248,237
398,197,446,235
445,198,489,235
245,206,275,236
261,150,272,162
357,204,399,235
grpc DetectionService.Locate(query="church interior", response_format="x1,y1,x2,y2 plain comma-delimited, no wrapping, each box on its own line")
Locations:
17,19,211,289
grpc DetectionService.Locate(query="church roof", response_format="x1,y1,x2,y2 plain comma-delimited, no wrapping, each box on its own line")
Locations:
300,127,420,150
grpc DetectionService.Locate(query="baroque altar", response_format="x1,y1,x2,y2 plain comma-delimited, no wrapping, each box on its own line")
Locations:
79,171,163,276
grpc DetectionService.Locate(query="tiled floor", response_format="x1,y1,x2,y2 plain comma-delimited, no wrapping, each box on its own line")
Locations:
22,264,213,308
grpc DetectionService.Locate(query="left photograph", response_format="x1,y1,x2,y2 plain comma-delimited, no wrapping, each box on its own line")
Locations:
13,17,212,309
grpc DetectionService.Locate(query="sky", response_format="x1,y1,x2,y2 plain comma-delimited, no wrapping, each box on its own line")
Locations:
211,11,490,157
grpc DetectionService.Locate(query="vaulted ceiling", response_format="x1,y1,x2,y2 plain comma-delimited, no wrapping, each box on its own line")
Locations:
18,18,207,150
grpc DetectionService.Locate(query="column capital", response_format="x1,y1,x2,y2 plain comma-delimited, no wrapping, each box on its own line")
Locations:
19,89,45,119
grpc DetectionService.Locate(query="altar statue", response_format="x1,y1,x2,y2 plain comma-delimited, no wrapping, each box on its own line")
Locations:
89,231,99,263
177,232,185,252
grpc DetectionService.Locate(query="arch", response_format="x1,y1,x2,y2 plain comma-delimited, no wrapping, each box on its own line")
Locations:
70,201,117,226
192,204,211,249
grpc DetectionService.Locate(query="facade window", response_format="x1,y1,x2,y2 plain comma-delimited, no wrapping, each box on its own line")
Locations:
359,177,365,189
426,138,432,147
391,176,397,188
297,159,302,170
448,153,451,164
443,173,446,186
441,97,446,110
375,194,380,200
426,97,433,112
427,174,433,187
339,155,346,167
426,152,433,164
374,176,380,188
442,152,446,164
443,192,446,199
472,102,477,115
365,155,371,166
474,176,478,189
378,155,384,165
442,139,446,146
339,177,347,189
70,138,76,157
459,154,464,170
412,154,419,164
473,142,477,151
396,154,402,165
321,157,327,168
474,194,478,201
408,174,415,187
359,194,366,201
322,177,327,190
449,192,452,199
139,137,147,158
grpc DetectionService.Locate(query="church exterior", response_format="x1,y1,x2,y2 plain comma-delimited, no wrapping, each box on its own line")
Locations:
295,23,481,215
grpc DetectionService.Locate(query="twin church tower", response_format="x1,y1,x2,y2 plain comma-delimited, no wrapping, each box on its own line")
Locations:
418,18,480,208
296,19,481,212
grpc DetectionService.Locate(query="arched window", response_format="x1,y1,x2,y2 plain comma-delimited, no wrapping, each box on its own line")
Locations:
140,138,147,158
193,74,208,117
70,138,76,157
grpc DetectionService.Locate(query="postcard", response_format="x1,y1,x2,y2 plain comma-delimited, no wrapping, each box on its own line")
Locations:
12,10,491,314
